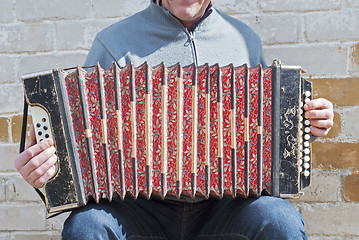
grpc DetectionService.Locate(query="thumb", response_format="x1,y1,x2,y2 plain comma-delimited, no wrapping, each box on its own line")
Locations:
26,124,37,149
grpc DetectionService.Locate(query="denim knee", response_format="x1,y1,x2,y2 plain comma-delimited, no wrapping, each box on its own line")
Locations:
242,196,307,240
62,203,126,240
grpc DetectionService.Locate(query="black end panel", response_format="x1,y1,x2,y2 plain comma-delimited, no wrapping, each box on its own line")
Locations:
23,72,81,212
279,68,301,195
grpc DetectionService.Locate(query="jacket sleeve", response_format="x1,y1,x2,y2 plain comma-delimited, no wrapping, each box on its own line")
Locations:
258,40,267,67
84,36,117,70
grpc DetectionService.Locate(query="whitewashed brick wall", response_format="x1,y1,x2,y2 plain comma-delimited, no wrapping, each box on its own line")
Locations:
1,0,358,239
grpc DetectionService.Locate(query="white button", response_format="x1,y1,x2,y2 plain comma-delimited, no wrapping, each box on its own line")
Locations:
304,163,310,169
304,156,310,162
304,148,310,154
305,91,311,97
303,170,310,177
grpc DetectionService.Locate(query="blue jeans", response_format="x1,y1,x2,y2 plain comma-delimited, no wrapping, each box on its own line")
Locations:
62,196,307,240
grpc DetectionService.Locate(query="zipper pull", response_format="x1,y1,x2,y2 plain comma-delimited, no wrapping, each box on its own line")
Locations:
189,32,194,41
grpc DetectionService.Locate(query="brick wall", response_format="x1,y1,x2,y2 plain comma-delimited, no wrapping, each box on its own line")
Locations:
0,0,358,239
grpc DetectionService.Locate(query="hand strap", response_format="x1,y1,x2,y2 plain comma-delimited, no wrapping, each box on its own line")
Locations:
19,98,46,204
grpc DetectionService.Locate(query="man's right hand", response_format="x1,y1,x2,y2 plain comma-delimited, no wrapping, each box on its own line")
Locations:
15,124,58,188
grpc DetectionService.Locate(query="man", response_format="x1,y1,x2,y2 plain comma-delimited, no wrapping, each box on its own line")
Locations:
15,0,334,239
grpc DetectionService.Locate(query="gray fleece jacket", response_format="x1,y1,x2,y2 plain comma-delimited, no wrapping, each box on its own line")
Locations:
84,0,266,69
84,1,267,202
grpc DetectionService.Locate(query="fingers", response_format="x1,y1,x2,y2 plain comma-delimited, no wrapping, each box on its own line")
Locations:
304,98,334,137
25,124,37,149
305,108,333,120
15,138,54,169
310,119,334,130
30,155,58,188
309,119,334,137
15,138,57,188
22,145,56,179
304,98,333,111
310,126,331,137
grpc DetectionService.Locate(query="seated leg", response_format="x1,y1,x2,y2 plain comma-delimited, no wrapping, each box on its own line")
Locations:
62,202,127,240
62,198,168,240
195,196,308,240
62,196,307,240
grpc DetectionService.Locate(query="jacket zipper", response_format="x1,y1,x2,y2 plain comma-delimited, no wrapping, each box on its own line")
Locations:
187,30,198,66
164,10,206,66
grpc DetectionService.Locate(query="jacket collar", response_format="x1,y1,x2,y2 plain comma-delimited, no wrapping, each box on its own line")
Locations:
147,0,214,32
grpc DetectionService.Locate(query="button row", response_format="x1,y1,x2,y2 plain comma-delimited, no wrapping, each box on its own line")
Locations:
299,91,311,178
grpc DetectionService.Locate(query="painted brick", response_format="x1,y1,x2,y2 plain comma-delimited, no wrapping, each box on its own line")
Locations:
305,11,359,42
312,142,359,170
240,14,302,44
11,114,32,143
302,204,359,235
56,21,115,51
0,0,14,23
350,43,359,75
291,171,340,202
0,117,10,142
0,56,16,84
259,0,340,12
348,0,359,7
0,23,54,53
47,212,70,230
16,0,91,21
11,115,22,143
0,144,19,172
338,107,359,142
93,0,148,18
0,177,5,202
351,43,359,67
214,0,255,14
0,84,24,114
0,204,47,230
311,78,359,106
11,232,61,240
263,45,347,76
18,53,87,76
0,233,10,240
5,174,42,202
344,174,359,202
323,112,340,139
